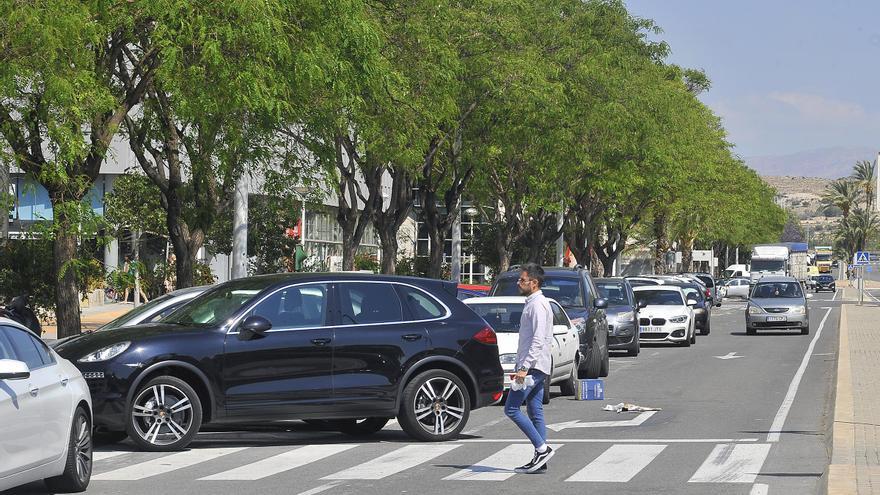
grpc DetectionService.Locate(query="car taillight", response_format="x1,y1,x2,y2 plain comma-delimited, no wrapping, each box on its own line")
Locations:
492,391,504,402
705,288,711,298
473,327,497,345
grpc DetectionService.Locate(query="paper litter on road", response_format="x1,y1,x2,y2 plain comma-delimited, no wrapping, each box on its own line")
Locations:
603,402,662,413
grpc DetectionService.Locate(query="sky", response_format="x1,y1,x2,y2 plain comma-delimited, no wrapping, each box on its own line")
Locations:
623,0,880,158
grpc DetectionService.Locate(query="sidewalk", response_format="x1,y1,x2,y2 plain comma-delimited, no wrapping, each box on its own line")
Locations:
42,302,135,339
828,284,880,494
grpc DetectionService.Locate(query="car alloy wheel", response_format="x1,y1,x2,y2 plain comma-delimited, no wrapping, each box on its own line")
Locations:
74,414,92,484
128,376,202,451
399,370,471,442
45,407,92,492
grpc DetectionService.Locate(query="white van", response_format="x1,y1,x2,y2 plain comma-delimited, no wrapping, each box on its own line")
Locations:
724,264,750,278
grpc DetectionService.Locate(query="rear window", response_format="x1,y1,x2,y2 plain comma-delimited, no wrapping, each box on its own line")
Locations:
634,290,684,306
467,303,524,333
494,276,584,307
695,275,714,287
596,282,630,306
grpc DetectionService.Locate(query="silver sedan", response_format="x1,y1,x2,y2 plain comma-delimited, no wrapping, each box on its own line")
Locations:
745,276,810,335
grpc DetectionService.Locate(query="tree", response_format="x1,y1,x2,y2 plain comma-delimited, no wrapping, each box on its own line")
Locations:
0,2,160,337
780,214,806,243
821,179,861,224
852,159,876,211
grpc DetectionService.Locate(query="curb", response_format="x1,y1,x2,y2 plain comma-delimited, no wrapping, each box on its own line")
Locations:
827,303,857,494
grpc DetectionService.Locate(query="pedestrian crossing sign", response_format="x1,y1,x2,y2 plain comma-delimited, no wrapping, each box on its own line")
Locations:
855,251,870,265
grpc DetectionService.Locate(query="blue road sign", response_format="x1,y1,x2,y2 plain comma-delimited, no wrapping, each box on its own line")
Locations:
855,251,870,265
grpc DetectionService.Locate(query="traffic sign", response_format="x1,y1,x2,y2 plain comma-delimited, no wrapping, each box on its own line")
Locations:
855,251,871,265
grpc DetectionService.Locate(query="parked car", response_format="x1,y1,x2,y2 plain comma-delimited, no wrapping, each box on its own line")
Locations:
632,286,697,346
0,318,93,492
595,278,641,356
490,266,609,379
746,276,811,335
54,274,504,451
666,281,712,336
806,275,819,291
681,272,722,306
813,274,836,293
457,283,490,300
625,276,663,288
464,296,580,403
724,277,752,299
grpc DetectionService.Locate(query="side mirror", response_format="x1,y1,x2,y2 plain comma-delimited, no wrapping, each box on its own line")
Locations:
0,359,30,380
238,315,272,341
686,299,697,307
553,324,570,336
594,298,608,310
637,300,647,309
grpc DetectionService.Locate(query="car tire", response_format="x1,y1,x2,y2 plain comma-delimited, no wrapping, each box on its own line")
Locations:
331,418,390,436
690,332,696,345
127,375,202,452
801,326,810,335
582,339,602,379
559,360,578,396
93,430,128,445
746,327,756,335
45,406,92,493
626,338,639,357
599,340,609,377
399,369,470,442
700,319,711,336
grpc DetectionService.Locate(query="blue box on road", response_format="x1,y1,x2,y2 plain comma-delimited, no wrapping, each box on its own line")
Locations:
575,379,604,400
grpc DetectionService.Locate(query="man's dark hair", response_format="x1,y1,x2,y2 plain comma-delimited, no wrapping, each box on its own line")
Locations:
520,263,544,287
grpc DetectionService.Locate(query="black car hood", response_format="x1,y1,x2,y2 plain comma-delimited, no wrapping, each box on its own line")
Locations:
53,323,208,360
604,305,633,316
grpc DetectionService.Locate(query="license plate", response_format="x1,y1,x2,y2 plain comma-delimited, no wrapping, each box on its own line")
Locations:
639,326,663,333
766,316,787,322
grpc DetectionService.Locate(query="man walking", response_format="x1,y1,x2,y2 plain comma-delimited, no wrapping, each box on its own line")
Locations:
505,263,555,473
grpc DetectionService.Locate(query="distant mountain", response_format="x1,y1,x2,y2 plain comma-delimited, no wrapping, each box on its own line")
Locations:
744,146,877,179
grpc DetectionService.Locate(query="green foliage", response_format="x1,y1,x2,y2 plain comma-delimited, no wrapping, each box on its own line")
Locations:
0,239,55,311
104,174,167,237
246,195,301,275
353,253,379,273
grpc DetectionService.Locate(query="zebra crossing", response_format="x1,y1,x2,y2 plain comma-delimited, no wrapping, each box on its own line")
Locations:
89,439,772,488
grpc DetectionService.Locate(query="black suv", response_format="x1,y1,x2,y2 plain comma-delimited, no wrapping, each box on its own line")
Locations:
490,266,609,378
54,274,504,451
814,274,836,292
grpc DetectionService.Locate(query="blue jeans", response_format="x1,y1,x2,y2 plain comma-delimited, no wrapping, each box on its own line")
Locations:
504,370,547,449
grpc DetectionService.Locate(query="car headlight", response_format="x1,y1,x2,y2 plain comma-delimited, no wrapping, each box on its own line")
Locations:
499,353,517,365
614,311,634,322
79,342,131,363
748,305,764,314
790,306,806,314
668,315,688,323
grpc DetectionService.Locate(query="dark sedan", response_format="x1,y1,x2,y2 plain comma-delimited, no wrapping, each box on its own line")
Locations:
54,274,504,451
813,274,836,293
595,278,641,356
667,281,711,335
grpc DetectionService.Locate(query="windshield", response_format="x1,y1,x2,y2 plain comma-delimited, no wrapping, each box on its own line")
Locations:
467,303,525,333
679,287,704,302
98,293,175,331
596,283,630,306
752,282,803,299
635,290,684,306
815,254,831,261
163,279,271,327
494,276,584,307
817,275,834,282
751,259,786,272
694,275,713,288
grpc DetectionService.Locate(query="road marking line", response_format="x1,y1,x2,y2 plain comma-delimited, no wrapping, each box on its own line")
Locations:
92,447,246,481
322,444,459,480
866,289,880,303
92,451,129,461
547,411,657,431
750,483,769,495
296,481,344,495
566,444,665,482
831,289,840,301
457,438,758,443
444,443,561,481
766,307,833,442
199,444,358,480
688,443,771,483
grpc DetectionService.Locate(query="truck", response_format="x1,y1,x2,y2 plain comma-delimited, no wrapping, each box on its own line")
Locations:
749,245,790,284
783,242,809,284
814,246,833,273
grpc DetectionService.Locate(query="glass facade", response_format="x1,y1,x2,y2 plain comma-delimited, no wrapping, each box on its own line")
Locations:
414,210,488,284
303,208,379,269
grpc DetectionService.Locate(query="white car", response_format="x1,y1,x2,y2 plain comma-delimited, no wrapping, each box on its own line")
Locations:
464,296,581,399
0,318,93,492
632,286,697,346
724,277,752,299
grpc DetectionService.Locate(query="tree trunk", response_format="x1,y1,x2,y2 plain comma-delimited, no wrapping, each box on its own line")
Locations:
341,230,358,271
378,229,398,274
53,219,81,339
427,227,446,278
373,166,414,275
680,236,695,272
0,162,8,245
653,208,669,275
495,226,514,273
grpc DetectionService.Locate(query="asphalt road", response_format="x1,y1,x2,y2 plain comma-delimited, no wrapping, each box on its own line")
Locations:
8,291,841,495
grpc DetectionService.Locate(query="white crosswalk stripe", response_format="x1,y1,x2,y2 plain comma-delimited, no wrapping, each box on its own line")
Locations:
322,444,460,480
444,444,561,481
199,444,359,481
688,443,771,483
93,447,246,481
90,441,771,486
566,444,666,482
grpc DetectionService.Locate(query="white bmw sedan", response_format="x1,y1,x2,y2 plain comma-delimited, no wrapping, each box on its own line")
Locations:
632,286,697,347
0,318,93,492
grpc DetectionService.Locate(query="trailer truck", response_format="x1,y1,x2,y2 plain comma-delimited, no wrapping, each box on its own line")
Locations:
749,245,790,284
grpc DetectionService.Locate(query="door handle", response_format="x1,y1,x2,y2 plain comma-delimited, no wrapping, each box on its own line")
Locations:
29,386,39,397
60,377,69,387
401,334,423,342
311,338,332,346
